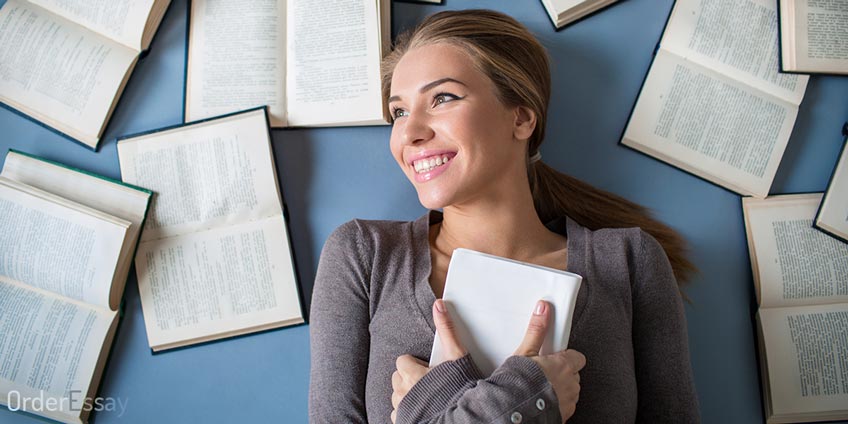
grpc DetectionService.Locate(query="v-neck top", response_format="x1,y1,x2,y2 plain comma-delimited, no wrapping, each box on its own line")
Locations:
309,211,700,423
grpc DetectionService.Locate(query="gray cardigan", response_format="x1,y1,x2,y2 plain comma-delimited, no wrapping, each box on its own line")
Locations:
309,211,700,423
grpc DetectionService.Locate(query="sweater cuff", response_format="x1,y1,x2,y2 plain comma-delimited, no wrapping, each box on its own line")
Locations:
490,356,561,423
488,355,548,392
398,354,483,422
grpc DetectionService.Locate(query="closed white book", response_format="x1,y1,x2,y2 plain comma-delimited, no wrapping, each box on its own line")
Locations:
429,248,582,376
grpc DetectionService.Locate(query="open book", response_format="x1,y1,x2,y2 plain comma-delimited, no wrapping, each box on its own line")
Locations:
429,249,582,376
117,107,304,352
0,0,171,149
622,0,809,198
814,125,848,243
184,0,391,128
743,194,848,423
778,0,848,75
0,150,151,424
539,0,619,29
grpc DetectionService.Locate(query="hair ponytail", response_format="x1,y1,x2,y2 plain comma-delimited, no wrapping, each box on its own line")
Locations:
529,160,695,283
384,10,696,285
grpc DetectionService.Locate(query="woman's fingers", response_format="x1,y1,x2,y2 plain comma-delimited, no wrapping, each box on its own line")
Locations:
514,300,551,356
561,349,586,374
433,299,467,360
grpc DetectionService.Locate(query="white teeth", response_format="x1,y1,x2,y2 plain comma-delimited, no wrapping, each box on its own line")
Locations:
412,155,454,174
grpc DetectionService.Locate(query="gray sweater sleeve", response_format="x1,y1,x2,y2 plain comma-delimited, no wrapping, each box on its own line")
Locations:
309,222,371,423
631,230,700,423
397,355,561,424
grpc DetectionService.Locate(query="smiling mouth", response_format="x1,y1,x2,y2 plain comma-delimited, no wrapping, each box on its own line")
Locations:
413,154,454,174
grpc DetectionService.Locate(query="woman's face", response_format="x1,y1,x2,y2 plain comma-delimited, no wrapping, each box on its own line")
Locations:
388,42,531,210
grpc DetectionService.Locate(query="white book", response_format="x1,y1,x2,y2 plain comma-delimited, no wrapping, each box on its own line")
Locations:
429,248,582,376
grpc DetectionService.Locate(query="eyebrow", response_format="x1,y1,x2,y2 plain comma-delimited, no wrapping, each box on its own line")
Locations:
388,77,467,104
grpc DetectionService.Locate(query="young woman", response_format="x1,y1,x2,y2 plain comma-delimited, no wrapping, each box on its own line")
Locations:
309,9,700,424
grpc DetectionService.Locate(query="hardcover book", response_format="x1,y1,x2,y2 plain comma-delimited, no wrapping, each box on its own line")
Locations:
0,0,171,149
117,107,304,352
0,150,152,423
621,0,809,198
184,0,391,128
539,0,619,29
814,124,848,243
778,0,848,76
743,194,848,423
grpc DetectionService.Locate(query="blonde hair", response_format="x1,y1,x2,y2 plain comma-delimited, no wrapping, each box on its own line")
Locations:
381,10,695,284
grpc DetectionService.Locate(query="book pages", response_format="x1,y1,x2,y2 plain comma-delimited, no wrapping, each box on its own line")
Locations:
662,0,808,104
1,150,151,310
0,279,117,424
743,194,848,309
780,0,848,75
118,108,303,351
27,0,156,51
133,216,302,350
119,111,283,242
0,177,129,309
623,50,797,198
0,0,138,148
285,0,386,126
758,304,848,422
185,0,287,126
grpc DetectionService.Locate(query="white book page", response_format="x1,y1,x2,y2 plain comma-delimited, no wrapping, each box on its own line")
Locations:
743,194,848,309
622,49,797,198
759,304,848,419
27,0,155,51
0,178,129,309
1,150,150,310
549,0,589,13
118,109,282,242
0,279,117,423
185,0,287,127
1,151,149,230
662,0,808,105
429,249,582,376
787,0,848,74
817,142,848,240
0,0,138,148
286,0,386,126
134,216,302,350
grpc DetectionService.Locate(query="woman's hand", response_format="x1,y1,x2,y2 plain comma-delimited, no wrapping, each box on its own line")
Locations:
391,300,466,423
514,300,586,422
391,299,585,423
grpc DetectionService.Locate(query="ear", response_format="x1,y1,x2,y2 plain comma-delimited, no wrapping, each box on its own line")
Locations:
512,106,537,142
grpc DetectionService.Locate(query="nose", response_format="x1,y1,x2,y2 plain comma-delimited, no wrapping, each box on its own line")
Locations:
400,111,435,146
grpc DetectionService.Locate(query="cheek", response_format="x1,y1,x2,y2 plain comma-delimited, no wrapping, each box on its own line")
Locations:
389,130,405,167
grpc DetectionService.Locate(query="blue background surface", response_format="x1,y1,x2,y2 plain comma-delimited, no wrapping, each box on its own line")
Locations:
1,0,847,422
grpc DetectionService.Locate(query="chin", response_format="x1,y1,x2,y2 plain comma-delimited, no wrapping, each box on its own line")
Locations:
416,189,454,210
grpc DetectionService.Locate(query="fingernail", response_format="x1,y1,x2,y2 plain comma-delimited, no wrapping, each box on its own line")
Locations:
435,299,446,313
534,300,546,315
